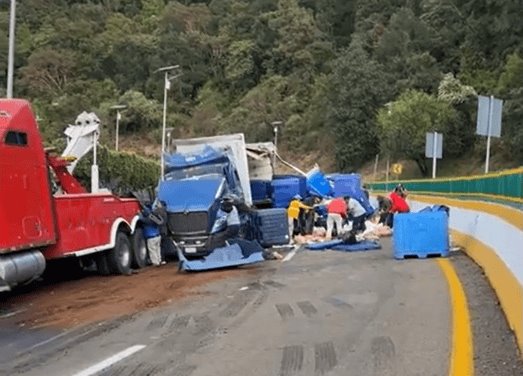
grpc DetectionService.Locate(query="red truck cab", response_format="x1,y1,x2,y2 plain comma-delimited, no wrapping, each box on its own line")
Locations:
0,100,147,292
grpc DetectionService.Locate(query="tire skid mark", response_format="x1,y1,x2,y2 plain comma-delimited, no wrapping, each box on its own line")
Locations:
169,314,191,331
279,345,304,376
219,290,257,318
297,301,318,317
147,314,169,330
275,304,294,320
371,336,396,375
314,341,337,375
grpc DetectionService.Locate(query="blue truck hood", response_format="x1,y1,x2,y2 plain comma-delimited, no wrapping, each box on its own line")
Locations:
158,177,225,213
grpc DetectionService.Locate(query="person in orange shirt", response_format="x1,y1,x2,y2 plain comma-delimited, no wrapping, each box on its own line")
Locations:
287,195,312,243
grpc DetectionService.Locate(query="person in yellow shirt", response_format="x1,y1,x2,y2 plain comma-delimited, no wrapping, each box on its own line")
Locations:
287,195,312,243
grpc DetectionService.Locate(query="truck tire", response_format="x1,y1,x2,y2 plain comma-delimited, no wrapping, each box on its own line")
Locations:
107,231,132,275
131,227,148,269
95,253,111,276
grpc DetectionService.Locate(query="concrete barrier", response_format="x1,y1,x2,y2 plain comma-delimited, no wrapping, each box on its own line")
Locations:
408,195,523,352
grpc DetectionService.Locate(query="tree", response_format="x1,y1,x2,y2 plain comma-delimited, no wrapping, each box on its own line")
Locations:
377,90,458,175
437,73,477,157
19,49,77,96
325,41,391,171
497,53,523,162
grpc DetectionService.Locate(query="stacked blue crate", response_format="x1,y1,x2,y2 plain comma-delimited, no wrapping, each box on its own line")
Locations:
250,180,272,203
306,169,332,197
328,174,361,197
252,208,289,247
327,173,374,216
393,211,449,259
271,175,305,208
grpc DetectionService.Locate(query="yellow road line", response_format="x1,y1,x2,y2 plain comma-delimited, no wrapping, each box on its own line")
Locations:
438,258,474,376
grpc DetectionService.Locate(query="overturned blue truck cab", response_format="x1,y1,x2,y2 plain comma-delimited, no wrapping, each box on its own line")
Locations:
158,134,289,271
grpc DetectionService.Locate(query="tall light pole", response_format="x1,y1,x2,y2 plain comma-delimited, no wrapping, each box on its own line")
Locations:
156,65,180,181
271,121,282,170
110,104,127,151
6,0,16,98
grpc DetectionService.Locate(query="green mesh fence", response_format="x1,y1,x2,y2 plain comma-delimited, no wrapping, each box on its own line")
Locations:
368,168,523,203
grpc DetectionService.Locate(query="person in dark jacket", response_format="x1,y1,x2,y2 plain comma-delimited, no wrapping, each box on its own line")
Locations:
140,201,166,266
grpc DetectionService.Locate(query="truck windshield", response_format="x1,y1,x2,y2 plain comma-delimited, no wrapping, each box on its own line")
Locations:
165,163,227,181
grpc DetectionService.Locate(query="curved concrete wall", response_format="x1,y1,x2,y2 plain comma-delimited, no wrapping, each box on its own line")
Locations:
408,195,523,352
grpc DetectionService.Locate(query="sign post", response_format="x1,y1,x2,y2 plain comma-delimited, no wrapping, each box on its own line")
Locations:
425,132,443,179
476,95,503,174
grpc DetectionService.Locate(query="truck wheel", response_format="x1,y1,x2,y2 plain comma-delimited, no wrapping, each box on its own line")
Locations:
131,227,148,269
107,231,132,275
95,253,111,276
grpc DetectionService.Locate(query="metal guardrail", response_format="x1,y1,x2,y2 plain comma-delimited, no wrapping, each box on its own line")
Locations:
367,167,523,207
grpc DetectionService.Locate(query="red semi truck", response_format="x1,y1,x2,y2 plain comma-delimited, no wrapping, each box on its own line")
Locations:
0,99,148,292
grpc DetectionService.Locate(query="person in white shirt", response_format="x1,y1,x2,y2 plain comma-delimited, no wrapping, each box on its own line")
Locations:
346,197,367,233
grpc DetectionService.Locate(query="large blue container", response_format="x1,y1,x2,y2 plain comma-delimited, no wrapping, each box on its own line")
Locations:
328,174,361,197
250,180,272,202
306,169,332,197
393,211,449,259
252,208,289,247
271,176,303,208
273,175,307,197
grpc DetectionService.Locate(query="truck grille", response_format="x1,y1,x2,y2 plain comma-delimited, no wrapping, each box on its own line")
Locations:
168,212,209,235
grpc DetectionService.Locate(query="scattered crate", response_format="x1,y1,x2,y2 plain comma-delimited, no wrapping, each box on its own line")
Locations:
393,211,449,260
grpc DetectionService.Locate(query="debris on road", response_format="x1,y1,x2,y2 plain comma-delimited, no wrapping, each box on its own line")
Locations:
1,265,255,329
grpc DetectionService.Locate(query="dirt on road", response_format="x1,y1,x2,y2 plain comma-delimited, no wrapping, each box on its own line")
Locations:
1,264,256,329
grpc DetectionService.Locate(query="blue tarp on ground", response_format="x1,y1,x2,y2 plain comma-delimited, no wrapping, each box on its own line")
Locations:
306,240,343,250
177,241,265,271
306,240,381,252
332,240,381,252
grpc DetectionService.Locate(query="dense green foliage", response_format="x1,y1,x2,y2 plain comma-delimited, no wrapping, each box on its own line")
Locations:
1,0,522,178
74,146,160,193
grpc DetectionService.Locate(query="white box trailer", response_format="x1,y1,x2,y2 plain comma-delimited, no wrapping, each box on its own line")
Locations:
172,133,253,205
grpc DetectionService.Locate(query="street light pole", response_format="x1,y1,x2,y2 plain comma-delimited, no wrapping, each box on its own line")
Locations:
161,71,168,180
110,105,127,151
156,65,180,181
7,0,16,98
271,121,282,171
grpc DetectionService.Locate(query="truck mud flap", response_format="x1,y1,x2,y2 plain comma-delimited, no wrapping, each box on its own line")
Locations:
177,241,265,272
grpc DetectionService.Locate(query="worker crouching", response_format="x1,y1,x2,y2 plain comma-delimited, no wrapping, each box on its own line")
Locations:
326,197,347,240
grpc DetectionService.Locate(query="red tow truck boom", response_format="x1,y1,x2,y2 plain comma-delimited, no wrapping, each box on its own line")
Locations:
0,99,148,292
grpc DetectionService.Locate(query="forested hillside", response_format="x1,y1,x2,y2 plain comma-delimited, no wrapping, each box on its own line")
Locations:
1,0,522,176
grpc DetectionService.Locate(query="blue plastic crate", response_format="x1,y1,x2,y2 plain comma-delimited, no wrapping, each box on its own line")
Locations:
273,175,307,197
271,177,302,208
328,173,361,197
250,180,272,202
393,211,449,259
306,169,332,197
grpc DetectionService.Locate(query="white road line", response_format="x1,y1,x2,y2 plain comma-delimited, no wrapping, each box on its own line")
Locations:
0,308,26,319
282,246,299,262
26,330,72,352
71,345,146,376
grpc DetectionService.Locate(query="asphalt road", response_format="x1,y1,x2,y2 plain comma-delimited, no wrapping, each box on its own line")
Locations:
1,239,521,376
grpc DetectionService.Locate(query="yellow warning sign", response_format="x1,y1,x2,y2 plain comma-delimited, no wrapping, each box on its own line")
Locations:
391,163,403,175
